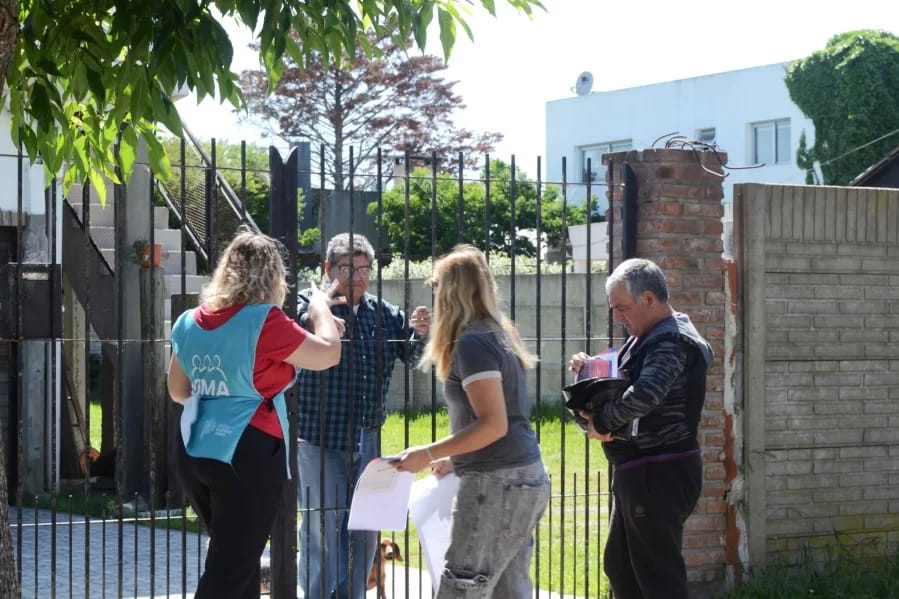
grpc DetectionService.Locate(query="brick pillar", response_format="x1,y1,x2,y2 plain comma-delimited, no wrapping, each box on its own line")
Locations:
604,149,728,595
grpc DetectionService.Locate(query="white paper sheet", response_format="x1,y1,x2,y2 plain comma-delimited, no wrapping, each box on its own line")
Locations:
347,458,415,531
408,473,459,592
179,394,199,446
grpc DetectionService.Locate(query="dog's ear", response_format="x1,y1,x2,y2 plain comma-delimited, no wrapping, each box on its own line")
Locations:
392,541,403,562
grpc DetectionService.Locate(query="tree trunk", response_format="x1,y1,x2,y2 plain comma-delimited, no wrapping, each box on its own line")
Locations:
0,1,16,84
0,429,18,598
0,2,22,597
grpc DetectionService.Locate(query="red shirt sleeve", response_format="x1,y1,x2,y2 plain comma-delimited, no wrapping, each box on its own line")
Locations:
249,307,307,437
253,307,307,396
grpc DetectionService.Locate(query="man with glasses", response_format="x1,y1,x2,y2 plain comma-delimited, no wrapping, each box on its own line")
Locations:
294,232,431,599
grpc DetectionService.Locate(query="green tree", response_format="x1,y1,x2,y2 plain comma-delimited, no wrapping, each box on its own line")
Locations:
785,30,899,185
373,159,586,260
0,0,544,591
0,0,543,202
160,136,271,233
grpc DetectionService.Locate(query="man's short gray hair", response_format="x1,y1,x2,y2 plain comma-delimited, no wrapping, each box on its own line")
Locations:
326,233,375,265
605,258,669,303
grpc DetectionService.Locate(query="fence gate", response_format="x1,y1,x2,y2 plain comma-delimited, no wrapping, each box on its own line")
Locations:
3,139,625,598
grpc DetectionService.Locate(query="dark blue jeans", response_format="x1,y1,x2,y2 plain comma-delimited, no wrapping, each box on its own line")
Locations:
296,430,379,599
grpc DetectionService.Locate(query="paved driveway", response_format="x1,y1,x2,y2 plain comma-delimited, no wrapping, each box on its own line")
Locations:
11,508,578,598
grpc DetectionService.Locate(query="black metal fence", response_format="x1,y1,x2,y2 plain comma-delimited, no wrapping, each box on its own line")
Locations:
1,140,636,598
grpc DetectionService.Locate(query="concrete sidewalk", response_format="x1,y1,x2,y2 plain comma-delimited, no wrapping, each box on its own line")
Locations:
12,506,207,598
11,507,579,598
10,507,411,599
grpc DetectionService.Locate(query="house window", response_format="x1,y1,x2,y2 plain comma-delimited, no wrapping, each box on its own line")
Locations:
697,128,716,145
580,140,632,183
752,119,790,165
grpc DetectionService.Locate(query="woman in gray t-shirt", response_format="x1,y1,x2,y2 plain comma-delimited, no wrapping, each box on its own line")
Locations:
392,244,550,598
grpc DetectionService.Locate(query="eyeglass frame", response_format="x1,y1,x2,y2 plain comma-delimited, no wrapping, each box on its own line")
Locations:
331,262,373,278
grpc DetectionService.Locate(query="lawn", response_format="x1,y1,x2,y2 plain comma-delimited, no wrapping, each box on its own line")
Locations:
380,404,612,598
74,400,899,599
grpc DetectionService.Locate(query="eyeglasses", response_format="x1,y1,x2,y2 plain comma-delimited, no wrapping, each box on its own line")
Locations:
334,264,372,278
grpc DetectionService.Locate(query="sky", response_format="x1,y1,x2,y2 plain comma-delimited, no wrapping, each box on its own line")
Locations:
175,0,899,165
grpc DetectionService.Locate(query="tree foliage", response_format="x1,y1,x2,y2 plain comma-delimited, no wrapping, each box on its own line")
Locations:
0,0,543,202
785,30,899,185
373,159,587,260
239,32,502,190
160,136,271,232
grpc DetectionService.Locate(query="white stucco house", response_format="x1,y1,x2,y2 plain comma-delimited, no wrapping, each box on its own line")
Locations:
545,62,816,211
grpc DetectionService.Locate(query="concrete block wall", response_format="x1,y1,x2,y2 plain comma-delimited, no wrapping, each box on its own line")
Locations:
377,273,612,413
734,184,899,575
603,148,729,592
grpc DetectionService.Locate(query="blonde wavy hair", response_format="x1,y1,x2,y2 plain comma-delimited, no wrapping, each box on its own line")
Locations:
201,231,288,310
419,244,537,380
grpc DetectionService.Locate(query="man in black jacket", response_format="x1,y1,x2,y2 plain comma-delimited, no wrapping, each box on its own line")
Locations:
569,258,713,599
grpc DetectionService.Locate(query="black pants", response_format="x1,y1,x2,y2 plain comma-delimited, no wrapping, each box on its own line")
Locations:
177,425,287,599
604,453,702,599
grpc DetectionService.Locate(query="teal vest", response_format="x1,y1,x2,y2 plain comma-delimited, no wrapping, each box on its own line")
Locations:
171,304,292,476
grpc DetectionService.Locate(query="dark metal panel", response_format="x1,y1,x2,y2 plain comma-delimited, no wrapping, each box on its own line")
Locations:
268,146,299,599
622,162,638,260
5,263,62,340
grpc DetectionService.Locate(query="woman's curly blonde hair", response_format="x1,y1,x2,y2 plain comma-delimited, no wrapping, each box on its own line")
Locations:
201,231,288,310
419,244,537,380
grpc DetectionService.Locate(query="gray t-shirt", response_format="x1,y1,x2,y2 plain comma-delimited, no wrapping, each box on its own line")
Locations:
445,321,541,474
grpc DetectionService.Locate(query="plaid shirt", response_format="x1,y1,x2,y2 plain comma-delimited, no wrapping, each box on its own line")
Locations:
295,290,425,451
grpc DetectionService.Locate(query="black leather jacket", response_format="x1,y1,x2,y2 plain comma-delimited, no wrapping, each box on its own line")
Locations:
598,312,713,465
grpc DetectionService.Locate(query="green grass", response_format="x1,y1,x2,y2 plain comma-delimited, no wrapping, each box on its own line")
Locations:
718,545,899,598
69,401,899,598
21,488,203,535
380,403,611,598
84,399,609,594
90,399,102,450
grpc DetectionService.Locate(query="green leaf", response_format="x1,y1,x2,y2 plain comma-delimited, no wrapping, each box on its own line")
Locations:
236,2,260,31
143,133,172,181
118,126,138,182
437,8,457,61
29,83,53,130
131,75,148,121
62,166,80,195
36,59,63,77
69,132,88,174
85,66,106,105
70,61,88,98
88,167,108,206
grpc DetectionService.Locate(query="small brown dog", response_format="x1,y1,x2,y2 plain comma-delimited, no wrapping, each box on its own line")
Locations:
367,538,403,599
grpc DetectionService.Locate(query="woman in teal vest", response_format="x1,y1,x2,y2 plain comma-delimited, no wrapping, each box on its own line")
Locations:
167,231,342,599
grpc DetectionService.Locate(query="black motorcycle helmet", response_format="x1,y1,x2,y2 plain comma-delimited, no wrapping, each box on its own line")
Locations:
562,377,630,437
